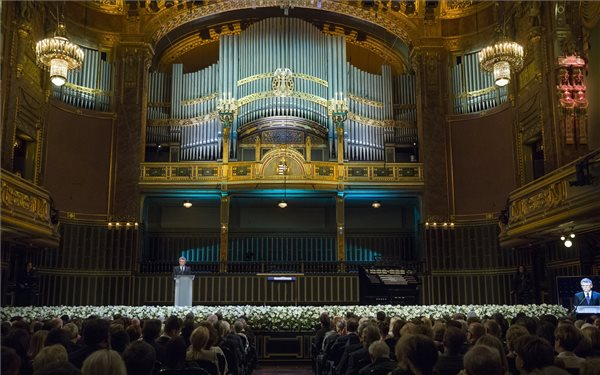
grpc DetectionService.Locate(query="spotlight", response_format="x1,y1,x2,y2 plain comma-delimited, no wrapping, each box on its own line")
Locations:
183,200,192,208
560,235,566,241
371,201,381,208
278,200,288,208
569,233,575,238
564,239,573,248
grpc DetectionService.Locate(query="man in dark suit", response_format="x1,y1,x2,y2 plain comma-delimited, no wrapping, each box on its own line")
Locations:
172,256,192,278
358,341,396,375
574,278,600,306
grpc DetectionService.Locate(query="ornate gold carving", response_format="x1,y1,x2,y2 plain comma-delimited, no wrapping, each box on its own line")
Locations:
150,0,415,47
237,90,328,108
1,182,49,221
181,92,219,107
159,23,241,66
348,93,383,108
64,82,111,97
321,24,407,74
509,182,567,224
148,112,219,127
271,68,295,96
85,0,125,15
446,0,473,10
238,72,327,87
455,86,498,99
262,130,304,144
148,102,171,108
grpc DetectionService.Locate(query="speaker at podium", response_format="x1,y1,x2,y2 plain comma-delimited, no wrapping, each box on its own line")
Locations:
174,275,194,307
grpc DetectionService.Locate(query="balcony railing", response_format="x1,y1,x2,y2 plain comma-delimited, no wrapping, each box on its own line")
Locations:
137,261,406,274
140,161,424,188
1,169,59,247
500,149,600,247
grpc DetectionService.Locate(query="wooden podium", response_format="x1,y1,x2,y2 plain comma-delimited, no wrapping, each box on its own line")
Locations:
174,275,194,306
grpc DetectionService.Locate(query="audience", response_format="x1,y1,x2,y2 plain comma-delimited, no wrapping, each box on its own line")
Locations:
514,335,555,374
555,324,586,372
435,326,466,375
122,341,156,375
463,345,503,375
81,349,126,375
358,341,395,375
3,307,600,375
395,334,438,375
68,319,110,369
32,344,69,373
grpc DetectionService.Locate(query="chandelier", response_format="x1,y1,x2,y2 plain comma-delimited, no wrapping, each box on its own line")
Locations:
479,37,524,87
36,22,84,87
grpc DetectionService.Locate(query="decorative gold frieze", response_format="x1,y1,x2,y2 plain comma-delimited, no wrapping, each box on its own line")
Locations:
148,102,171,108
509,182,567,224
237,72,328,87
500,149,600,247
237,90,328,108
148,112,219,127
86,0,126,15
64,82,111,97
1,181,50,221
0,169,58,245
140,160,424,188
150,0,415,47
321,24,407,74
348,93,383,108
181,92,219,107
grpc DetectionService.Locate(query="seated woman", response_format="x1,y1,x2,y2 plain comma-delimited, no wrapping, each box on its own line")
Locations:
185,326,221,375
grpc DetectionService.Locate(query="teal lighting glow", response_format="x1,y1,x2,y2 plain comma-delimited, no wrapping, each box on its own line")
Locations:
180,246,220,262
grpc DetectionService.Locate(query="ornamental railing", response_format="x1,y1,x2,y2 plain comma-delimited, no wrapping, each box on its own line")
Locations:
1,169,59,247
140,161,423,187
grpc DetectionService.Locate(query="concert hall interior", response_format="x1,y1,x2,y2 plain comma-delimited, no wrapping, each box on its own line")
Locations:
2,0,600,310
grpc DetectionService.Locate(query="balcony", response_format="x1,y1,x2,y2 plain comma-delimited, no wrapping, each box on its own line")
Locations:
1,169,59,247
140,159,424,190
499,149,600,247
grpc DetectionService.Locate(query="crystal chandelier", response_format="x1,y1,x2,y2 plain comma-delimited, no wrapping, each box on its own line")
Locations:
36,22,84,87
479,37,524,87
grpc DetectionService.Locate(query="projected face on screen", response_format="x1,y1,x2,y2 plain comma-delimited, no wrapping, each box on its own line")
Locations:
581,279,593,292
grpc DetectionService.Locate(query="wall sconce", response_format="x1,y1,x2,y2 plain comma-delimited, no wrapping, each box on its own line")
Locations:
183,200,192,208
371,201,381,209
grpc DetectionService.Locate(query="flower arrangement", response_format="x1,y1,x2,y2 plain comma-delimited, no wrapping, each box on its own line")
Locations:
0,304,568,331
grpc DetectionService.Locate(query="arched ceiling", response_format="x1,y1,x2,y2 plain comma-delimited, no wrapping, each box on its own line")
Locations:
66,0,499,73
145,3,418,74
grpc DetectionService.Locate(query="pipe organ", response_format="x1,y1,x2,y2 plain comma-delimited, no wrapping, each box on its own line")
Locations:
450,51,508,114
52,46,112,112
146,17,417,162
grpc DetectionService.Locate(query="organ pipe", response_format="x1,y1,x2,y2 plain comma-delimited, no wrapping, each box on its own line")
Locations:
146,17,424,163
